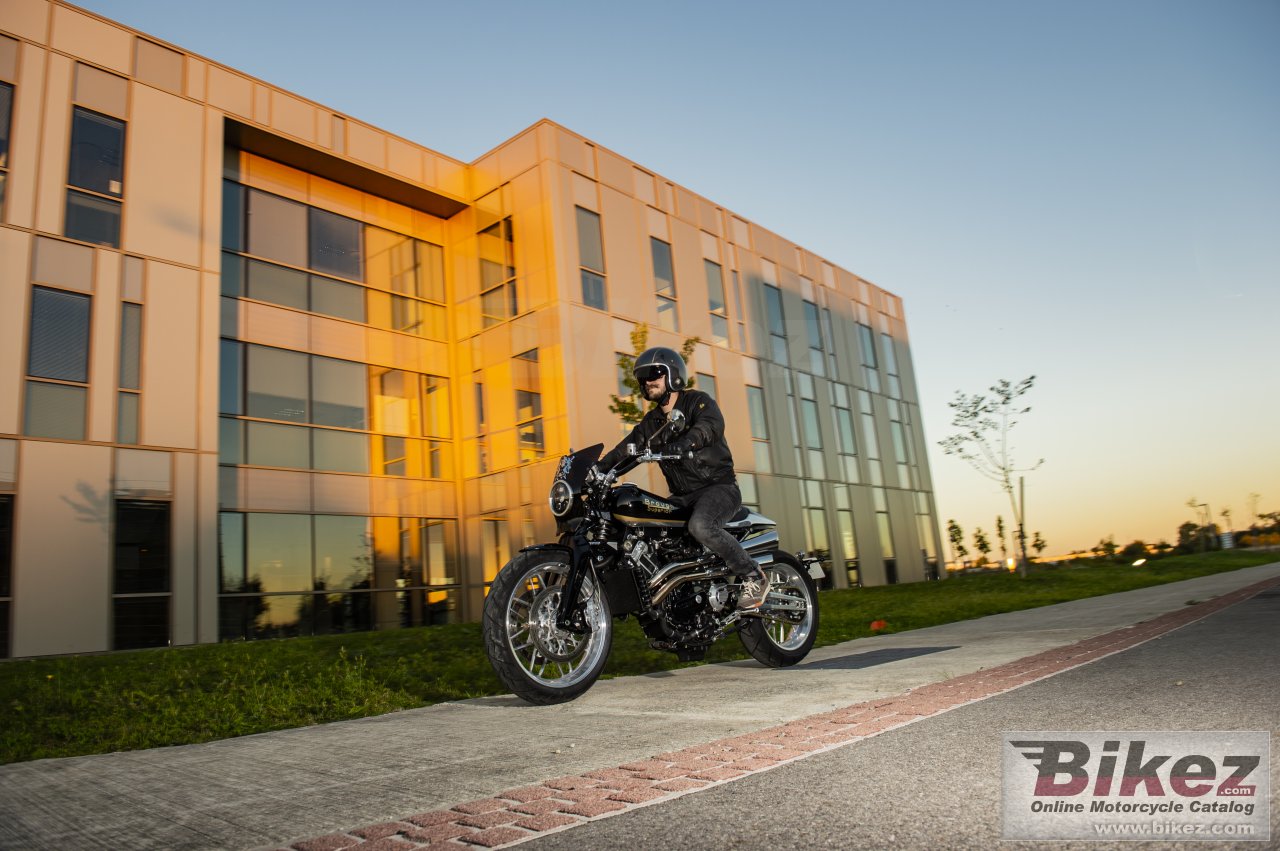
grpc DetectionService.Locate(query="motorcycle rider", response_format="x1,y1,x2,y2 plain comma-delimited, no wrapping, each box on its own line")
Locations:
597,347,770,610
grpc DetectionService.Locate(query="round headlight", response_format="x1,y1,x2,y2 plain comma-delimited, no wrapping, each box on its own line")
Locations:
549,480,573,517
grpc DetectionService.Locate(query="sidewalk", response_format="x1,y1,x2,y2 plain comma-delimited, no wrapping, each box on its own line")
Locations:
2,563,1278,851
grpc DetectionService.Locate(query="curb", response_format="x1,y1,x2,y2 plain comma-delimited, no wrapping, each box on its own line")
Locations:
276,575,1280,850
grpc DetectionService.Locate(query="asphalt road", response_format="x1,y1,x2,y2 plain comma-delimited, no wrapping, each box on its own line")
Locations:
524,587,1280,850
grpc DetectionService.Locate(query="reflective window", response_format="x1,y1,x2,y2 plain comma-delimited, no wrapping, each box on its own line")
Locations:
247,259,308,310
314,515,372,591
23,381,85,440
219,339,242,415
218,511,246,592
656,295,678,331
417,242,446,303
29,287,90,382
246,346,308,422
478,214,516,326
0,82,12,216
423,375,451,439
651,238,675,296
481,518,509,583
246,513,313,593
706,260,729,347
312,429,369,474
310,275,365,322
68,108,124,197
371,367,420,435
117,391,139,445
696,373,717,400
764,284,787,365
246,421,310,468
246,188,307,267
311,356,367,429
119,303,141,390
310,208,363,280
65,190,121,247
576,207,607,310
221,181,243,251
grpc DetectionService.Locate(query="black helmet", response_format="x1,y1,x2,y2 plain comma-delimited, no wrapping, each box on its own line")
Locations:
633,346,688,391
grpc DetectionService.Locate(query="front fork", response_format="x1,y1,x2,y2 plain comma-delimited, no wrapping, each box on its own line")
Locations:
555,531,595,633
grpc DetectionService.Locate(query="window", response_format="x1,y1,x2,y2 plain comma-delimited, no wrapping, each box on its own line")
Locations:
802,481,832,590
859,390,884,487
309,208,363,280
857,323,880,392
831,382,859,483
514,348,544,462
696,373,717,400
481,518,510,584
118,303,141,444
66,107,124,247
798,374,824,480
113,500,170,649
836,486,860,587
0,494,11,658
745,385,771,474
478,216,516,326
881,329,902,398
705,260,729,347
651,238,678,331
803,300,825,376
576,207,607,310
25,287,91,440
763,284,787,365
0,82,12,214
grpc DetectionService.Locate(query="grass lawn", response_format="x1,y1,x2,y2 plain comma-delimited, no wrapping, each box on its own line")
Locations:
1,550,1274,764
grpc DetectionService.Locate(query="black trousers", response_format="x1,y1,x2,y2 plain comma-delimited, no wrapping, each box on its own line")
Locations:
680,483,758,576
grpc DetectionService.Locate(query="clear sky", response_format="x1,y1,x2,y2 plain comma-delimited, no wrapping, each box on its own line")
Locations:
73,0,1280,556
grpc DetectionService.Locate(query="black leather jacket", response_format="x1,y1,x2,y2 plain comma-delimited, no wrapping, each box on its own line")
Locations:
598,389,736,497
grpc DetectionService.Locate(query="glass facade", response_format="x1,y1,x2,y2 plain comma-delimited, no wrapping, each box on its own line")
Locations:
66,108,124,247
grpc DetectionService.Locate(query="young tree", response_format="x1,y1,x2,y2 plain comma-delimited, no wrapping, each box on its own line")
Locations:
995,515,1009,565
609,323,701,425
1092,536,1118,560
973,527,991,567
1032,531,1047,560
938,376,1042,576
946,519,968,568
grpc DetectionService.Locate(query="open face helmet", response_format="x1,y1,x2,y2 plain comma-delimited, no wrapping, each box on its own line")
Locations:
633,346,688,392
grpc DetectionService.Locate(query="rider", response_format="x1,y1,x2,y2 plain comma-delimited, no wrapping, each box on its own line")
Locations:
597,347,770,610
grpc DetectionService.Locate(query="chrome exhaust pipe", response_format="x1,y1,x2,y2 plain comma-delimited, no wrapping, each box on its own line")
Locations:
650,552,774,607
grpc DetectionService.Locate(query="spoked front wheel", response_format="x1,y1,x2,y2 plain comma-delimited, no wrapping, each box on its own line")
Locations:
482,550,612,704
739,551,819,667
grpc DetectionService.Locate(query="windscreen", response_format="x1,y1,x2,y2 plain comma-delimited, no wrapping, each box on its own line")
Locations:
564,443,604,489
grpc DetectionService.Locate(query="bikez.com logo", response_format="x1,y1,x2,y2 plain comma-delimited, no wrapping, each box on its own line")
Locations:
1013,738,1259,815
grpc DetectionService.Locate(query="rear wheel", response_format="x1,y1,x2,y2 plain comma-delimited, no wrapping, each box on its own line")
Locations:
482,550,612,704
739,551,819,667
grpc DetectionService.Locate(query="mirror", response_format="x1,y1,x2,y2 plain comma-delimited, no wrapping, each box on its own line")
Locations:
667,408,686,434
626,443,638,456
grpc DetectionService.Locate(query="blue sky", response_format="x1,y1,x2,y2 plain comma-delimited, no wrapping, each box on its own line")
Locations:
75,0,1280,555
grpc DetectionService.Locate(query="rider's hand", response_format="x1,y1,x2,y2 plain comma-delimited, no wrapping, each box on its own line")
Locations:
668,436,696,458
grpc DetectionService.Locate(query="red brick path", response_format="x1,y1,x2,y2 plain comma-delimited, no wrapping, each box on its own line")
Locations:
280,576,1280,850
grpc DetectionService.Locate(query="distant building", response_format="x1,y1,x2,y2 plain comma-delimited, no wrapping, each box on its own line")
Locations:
0,1,942,658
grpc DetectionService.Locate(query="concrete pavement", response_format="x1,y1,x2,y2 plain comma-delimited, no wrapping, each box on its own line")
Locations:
0,562,1277,850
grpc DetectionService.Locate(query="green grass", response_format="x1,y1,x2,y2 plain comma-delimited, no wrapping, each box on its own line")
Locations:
1,550,1273,764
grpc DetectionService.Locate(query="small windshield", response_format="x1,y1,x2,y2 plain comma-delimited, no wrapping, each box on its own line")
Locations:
561,443,603,489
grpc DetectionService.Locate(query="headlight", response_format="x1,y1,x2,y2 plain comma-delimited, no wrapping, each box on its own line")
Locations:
549,479,573,517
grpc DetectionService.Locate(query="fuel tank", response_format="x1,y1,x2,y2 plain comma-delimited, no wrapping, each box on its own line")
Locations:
609,483,690,527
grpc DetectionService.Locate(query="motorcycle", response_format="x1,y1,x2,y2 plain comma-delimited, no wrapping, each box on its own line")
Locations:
482,409,823,704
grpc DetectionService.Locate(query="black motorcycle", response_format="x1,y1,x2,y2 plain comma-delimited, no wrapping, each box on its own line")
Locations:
483,409,823,704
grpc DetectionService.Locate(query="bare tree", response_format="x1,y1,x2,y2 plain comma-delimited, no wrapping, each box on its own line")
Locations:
938,376,1043,576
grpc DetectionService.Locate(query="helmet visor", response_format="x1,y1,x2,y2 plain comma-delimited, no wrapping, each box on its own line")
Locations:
634,364,667,384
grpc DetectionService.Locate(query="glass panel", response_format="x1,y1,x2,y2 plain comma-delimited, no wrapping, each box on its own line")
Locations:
221,181,243,251
313,429,369,474
480,284,512,323
764,285,785,336
423,375,451,438
113,597,169,650
0,82,12,169
518,420,544,460
114,500,170,594
878,512,895,559
0,495,13,599
221,252,244,297
309,208,362,279
858,324,878,369
836,408,857,454
705,261,725,312
515,390,541,421
365,226,415,294
311,356,367,428
29,287,91,382
378,435,408,476
417,241,445,302
117,391,138,444
576,206,604,272
64,190,120,247
311,592,373,634
310,275,365,322
388,588,457,627
245,345,308,422
581,270,606,310
218,512,246,592
314,515,372,591
650,238,675,296
24,381,86,440
391,295,422,334
247,513,313,592
371,368,420,435
219,339,242,415
881,333,899,373
746,387,768,438
801,399,822,447
220,594,312,640
118,302,141,390
711,314,729,347
423,520,456,585
423,303,448,341
752,441,772,473
481,519,509,583
247,259,308,310
246,421,310,468
656,296,678,331
218,416,242,465
68,108,124,196
696,374,717,400
246,189,306,267
804,301,822,344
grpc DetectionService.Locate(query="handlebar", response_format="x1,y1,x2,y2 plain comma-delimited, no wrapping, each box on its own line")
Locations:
592,447,691,486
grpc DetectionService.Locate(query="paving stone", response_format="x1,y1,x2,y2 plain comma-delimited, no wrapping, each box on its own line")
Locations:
557,799,627,817
654,777,712,792
457,827,530,847
398,823,472,844
542,776,599,791
451,798,509,815
350,823,408,840
689,767,746,781
553,787,615,803
498,785,558,803
455,810,522,829
514,813,581,832
606,787,670,804
403,811,458,827
509,799,567,816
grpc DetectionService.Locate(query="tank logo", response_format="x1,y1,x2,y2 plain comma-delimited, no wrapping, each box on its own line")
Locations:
643,496,676,513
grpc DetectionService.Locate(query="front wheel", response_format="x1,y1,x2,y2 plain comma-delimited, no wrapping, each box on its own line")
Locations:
739,551,819,666
482,550,612,704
